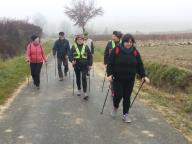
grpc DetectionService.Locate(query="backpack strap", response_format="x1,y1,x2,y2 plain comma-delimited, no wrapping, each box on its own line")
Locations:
115,47,120,55
115,46,138,57
133,47,138,57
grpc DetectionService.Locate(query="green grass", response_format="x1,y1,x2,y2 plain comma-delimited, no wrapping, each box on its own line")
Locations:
145,62,192,94
0,57,28,104
94,47,104,62
184,94,192,113
0,40,53,105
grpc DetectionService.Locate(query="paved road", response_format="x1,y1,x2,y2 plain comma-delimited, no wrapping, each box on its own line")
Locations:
0,56,188,144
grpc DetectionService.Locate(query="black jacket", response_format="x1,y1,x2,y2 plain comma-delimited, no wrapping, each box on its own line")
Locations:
104,40,120,65
107,45,146,81
69,44,93,69
53,39,70,59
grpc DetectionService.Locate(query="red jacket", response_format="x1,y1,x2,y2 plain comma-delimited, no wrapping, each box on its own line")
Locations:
26,42,47,63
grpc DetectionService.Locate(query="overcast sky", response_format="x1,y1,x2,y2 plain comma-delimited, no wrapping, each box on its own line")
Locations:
0,0,192,34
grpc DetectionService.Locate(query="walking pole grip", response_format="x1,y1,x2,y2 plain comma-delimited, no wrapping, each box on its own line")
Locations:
101,72,107,92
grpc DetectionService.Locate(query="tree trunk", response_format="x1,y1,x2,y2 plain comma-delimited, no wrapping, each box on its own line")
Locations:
82,26,85,33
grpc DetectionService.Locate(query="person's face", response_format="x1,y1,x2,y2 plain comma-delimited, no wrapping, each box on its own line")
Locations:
124,39,133,49
33,37,40,44
59,35,64,39
112,34,120,42
84,36,88,40
77,38,84,45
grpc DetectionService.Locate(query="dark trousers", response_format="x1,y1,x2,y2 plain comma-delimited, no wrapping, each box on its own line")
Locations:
30,63,43,86
57,57,68,78
113,79,135,115
74,67,88,93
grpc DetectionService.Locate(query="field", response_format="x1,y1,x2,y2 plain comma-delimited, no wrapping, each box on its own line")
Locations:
94,41,192,71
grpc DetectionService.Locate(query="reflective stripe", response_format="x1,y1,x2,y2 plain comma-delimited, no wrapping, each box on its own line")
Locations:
111,40,121,48
112,41,115,49
73,44,87,59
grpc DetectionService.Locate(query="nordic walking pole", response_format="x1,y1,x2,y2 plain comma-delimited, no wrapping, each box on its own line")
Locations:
101,72,107,92
54,56,56,77
73,69,74,96
68,63,70,79
130,80,145,108
100,84,111,115
45,63,48,83
89,70,91,93
27,63,30,86
92,63,95,77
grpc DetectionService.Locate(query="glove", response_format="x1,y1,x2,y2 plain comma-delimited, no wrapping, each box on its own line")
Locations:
142,77,150,83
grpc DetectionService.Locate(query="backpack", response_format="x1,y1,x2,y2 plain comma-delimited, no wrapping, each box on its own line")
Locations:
115,46,138,57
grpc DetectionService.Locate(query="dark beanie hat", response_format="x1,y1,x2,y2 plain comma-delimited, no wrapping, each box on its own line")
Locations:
113,31,122,39
31,34,39,41
84,31,89,36
122,34,135,45
59,32,64,36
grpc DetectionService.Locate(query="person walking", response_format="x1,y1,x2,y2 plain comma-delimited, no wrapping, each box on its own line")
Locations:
104,31,122,66
69,34,92,100
84,32,94,77
53,32,70,81
26,35,47,89
84,32,94,55
107,34,150,123
104,31,122,96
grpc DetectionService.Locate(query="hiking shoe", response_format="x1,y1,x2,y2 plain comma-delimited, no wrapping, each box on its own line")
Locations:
77,90,81,96
83,93,89,100
122,114,132,123
36,84,40,89
111,107,117,118
59,77,63,81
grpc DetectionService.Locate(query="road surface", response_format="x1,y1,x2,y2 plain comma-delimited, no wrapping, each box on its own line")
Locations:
0,56,188,144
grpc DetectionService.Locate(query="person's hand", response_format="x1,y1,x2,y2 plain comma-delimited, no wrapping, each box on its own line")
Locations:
88,66,92,70
26,60,30,64
44,60,48,64
107,75,113,82
142,77,150,83
72,60,76,66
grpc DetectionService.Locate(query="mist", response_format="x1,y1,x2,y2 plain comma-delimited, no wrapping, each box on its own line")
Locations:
0,0,192,35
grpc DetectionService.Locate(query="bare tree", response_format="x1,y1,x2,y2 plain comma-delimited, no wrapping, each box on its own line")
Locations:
64,0,103,33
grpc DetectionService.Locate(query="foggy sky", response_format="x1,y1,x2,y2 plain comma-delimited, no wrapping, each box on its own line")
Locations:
0,0,192,34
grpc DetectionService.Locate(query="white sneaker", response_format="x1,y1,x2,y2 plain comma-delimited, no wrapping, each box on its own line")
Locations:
83,93,89,100
59,77,63,81
122,114,132,123
111,107,117,118
77,90,81,96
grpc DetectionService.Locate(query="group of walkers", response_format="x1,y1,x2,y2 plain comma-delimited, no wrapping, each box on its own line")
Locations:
26,31,150,123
